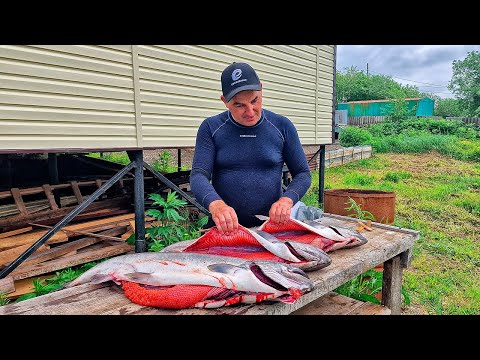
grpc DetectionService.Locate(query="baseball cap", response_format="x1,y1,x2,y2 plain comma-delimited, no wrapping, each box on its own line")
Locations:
221,62,262,102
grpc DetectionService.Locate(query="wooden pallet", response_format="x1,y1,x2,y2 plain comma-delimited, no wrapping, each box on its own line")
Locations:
291,292,391,315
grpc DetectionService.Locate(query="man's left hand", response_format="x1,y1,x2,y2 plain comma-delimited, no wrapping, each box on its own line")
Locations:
269,197,293,224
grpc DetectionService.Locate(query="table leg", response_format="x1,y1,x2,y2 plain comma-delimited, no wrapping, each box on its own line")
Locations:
381,254,403,315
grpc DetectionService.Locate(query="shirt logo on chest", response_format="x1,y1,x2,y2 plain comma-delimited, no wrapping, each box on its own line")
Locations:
240,134,256,138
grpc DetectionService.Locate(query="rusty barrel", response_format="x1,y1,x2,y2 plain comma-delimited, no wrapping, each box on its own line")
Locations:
324,189,396,224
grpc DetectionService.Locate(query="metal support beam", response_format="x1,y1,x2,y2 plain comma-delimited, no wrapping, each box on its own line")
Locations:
318,145,325,206
177,148,182,172
48,153,61,207
131,150,146,253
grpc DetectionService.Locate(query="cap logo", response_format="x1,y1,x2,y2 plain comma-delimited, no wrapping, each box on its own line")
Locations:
231,69,242,81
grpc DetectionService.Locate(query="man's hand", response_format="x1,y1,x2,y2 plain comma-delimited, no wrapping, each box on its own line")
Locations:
209,200,239,235
269,197,293,224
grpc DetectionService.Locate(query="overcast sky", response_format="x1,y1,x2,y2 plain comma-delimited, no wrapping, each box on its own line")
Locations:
336,45,480,99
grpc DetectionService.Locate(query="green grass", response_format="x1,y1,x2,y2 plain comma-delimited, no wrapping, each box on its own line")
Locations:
302,151,480,315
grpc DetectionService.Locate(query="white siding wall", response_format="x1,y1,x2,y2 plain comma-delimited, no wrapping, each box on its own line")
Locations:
0,45,335,152
0,45,137,152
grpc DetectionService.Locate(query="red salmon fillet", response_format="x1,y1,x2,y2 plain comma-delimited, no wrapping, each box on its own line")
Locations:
123,282,215,309
183,226,291,263
273,232,336,251
261,218,343,252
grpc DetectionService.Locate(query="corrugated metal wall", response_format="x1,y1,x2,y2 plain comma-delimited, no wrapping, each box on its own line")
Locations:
0,45,335,153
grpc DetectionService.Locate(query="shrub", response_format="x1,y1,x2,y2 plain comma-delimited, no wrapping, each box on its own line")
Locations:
339,126,373,147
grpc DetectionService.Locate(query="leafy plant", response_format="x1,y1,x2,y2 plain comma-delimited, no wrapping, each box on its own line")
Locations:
344,197,376,221
0,291,10,306
133,191,208,252
335,269,411,306
14,261,101,303
338,126,373,147
153,151,175,173
383,171,412,183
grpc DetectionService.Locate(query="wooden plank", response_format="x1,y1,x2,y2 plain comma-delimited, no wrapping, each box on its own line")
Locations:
121,230,133,240
0,229,68,250
291,292,364,315
0,197,130,229
42,184,59,210
7,274,55,299
29,223,127,242
16,227,127,269
70,181,84,204
291,292,391,315
62,213,136,232
0,227,33,239
11,188,27,215
10,242,134,281
0,242,49,267
0,276,15,294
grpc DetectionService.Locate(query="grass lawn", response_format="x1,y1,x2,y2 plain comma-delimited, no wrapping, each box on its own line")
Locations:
304,151,480,315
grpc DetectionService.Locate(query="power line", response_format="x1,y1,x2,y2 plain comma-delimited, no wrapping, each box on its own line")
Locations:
369,70,448,87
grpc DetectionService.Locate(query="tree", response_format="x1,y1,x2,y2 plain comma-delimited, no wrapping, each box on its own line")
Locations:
336,66,426,106
433,97,466,118
448,51,480,117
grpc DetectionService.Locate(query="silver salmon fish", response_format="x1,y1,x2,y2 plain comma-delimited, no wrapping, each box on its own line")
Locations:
64,252,314,309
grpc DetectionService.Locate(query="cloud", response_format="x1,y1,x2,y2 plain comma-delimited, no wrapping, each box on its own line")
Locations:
336,45,480,98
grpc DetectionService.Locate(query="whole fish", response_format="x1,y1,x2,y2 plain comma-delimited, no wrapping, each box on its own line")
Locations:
64,252,314,309
161,225,331,271
256,215,368,252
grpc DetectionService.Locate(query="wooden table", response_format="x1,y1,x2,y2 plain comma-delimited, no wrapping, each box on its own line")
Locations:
0,214,419,315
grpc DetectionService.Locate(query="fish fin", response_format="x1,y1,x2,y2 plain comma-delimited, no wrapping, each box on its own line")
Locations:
255,214,269,221
123,272,157,285
89,274,114,285
207,263,247,275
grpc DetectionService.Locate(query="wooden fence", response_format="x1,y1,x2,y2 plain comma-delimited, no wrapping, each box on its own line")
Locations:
305,145,372,171
446,117,480,126
347,116,386,126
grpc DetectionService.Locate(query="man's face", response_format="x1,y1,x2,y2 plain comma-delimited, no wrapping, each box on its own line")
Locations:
223,90,263,127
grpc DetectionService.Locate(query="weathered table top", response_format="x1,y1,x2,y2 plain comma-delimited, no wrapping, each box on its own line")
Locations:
0,214,419,315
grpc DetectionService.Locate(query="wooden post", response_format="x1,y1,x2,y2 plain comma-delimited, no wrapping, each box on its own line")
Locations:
381,255,403,315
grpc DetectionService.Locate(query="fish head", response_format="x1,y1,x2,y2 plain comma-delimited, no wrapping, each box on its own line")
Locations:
250,260,314,297
327,225,368,245
302,219,368,245
283,241,332,270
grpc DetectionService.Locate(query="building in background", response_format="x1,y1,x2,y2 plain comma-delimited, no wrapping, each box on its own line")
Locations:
338,97,434,117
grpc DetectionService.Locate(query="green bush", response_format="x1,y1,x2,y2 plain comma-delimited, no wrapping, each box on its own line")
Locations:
339,126,373,147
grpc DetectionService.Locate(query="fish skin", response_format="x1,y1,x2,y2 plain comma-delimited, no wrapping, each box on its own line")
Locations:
256,215,368,252
64,252,314,305
249,229,332,270
301,219,368,248
161,225,332,271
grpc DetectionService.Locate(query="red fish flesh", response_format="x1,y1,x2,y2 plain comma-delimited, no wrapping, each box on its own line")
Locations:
161,224,331,272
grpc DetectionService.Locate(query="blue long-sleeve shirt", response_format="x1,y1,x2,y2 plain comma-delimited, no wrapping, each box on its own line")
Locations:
190,109,312,228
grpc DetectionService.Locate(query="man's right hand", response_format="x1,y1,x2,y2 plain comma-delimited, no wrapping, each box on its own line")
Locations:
208,200,239,235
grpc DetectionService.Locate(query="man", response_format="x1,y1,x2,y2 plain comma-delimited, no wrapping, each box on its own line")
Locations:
190,62,312,234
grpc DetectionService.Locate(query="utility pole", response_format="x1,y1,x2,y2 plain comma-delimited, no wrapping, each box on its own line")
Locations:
367,63,369,76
